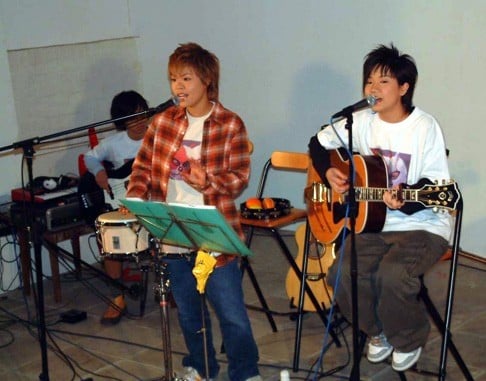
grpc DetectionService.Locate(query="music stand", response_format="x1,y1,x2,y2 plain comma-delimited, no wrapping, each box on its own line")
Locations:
120,198,253,380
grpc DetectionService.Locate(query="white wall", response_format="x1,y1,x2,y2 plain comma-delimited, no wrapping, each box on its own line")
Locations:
134,0,486,255
0,0,484,290
0,0,143,289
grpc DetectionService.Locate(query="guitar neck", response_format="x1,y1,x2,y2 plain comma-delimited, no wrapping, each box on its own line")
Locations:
105,177,129,209
353,181,458,211
355,187,417,202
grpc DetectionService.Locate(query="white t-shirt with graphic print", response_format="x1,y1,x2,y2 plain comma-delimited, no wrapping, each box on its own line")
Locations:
316,107,452,240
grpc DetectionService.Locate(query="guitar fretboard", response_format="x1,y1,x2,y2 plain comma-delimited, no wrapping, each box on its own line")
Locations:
352,183,458,210
355,187,417,202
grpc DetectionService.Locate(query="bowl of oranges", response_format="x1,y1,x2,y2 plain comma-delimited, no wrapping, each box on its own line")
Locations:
240,197,291,220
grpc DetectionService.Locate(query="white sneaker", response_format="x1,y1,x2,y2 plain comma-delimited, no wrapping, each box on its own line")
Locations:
367,332,393,363
392,347,422,371
182,366,214,381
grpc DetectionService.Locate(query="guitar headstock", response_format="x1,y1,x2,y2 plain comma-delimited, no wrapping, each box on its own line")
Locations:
416,180,461,211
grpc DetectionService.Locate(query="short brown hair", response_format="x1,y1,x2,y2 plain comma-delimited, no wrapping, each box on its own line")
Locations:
168,42,220,101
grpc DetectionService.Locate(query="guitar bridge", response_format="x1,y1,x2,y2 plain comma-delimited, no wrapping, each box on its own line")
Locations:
307,273,325,281
306,182,330,203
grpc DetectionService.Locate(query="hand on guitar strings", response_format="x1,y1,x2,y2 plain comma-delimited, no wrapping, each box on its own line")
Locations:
383,185,405,210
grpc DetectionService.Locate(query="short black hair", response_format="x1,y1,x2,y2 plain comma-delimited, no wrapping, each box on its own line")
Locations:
110,90,149,130
363,44,418,113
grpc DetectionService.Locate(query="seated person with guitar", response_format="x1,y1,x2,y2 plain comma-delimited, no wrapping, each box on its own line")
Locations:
82,90,149,325
308,44,453,372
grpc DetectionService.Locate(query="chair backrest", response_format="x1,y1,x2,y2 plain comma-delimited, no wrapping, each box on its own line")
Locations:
271,151,309,171
78,154,88,176
255,151,309,198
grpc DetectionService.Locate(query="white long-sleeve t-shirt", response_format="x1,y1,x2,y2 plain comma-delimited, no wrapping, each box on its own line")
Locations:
84,131,142,175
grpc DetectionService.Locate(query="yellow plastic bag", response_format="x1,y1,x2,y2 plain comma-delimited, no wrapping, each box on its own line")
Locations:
192,250,217,294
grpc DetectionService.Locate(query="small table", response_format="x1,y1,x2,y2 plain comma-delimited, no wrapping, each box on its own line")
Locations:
18,223,94,303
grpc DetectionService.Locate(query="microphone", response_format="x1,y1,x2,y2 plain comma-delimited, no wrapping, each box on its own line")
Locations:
332,95,377,119
149,97,179,116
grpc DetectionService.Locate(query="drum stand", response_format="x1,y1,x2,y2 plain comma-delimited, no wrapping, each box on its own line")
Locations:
148,248,213,381
149,248,186,381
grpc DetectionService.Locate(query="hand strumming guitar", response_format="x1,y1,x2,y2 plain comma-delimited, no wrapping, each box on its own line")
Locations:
326,167,349,194
95,169,110,192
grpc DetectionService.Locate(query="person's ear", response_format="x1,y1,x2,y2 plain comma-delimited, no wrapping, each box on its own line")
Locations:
400,82,410,96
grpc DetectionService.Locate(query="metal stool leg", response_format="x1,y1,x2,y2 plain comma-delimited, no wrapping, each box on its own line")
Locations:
241,226,278,332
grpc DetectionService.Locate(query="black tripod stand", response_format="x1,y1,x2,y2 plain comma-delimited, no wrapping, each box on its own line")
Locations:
149,243,183,381
339,113,361,381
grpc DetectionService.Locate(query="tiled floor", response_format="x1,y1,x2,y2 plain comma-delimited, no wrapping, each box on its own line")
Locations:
0,228,485,380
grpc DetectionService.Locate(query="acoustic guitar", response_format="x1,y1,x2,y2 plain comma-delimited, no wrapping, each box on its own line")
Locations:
305,149,461,244
285,223,334,311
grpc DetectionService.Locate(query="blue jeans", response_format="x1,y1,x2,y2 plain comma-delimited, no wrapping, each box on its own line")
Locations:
163,256,260,381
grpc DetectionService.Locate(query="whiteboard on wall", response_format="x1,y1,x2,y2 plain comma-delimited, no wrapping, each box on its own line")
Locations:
7,37,143,178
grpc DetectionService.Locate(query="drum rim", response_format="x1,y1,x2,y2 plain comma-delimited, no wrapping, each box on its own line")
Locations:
95,220,138,227
96,210,139,223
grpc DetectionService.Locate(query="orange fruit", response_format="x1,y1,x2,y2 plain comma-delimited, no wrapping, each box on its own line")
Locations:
262,197,275,209
246,197,263,209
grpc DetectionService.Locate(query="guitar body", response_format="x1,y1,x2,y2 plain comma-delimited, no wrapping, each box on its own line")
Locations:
306,149,388,244
285,223,334,311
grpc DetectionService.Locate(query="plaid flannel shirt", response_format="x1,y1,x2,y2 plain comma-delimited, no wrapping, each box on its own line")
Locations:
127,101,250,238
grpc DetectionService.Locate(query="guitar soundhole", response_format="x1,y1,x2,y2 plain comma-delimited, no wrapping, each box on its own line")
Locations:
307,240,334,282
309,240,325,260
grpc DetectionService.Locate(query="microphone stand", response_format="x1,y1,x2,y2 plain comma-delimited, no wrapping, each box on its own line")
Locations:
0,107,158,381
340,113,361,381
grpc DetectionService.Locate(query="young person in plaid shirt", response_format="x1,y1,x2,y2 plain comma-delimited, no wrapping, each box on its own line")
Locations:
126,43,261,381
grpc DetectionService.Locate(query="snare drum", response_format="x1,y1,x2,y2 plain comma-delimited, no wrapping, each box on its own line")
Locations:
95,211,149,256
